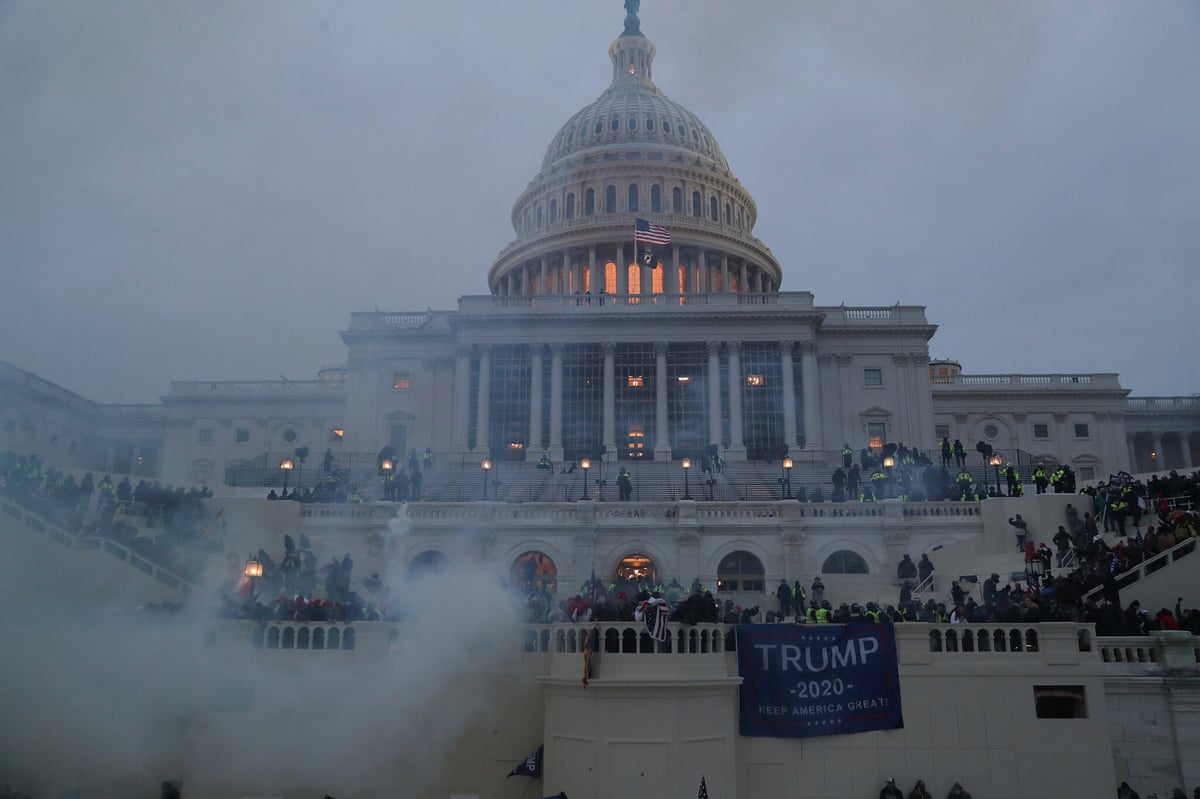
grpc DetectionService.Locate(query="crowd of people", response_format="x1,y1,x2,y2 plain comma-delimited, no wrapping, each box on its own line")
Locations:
0,451,222,580
1117,783,1200,799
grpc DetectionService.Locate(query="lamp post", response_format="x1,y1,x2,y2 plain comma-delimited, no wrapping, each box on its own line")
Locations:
1025,556,1047,591
244,554,263,601
580,458,591,500
381,458,394,501
681,458,693,500
882,455,895,499
989,454,1003,495
782,457,794,500
279,457,295,497
481,458,492,500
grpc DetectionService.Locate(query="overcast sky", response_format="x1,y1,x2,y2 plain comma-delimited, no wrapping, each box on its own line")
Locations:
2,1,1197,403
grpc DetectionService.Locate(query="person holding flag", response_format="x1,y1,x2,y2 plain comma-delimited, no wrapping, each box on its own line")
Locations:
634,218,670,268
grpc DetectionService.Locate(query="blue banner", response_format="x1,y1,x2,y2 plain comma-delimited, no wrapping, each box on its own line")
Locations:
736,623,903,738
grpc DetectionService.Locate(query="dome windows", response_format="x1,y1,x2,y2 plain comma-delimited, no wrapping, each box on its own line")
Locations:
692,191,702,218
651,185,662,213
672,187,683,213
549,199,558,225
662,121,671,134
628,184,639,212
710,196,718,221
594,121,603,136
585,188,595,216
605,185,617,214
611,117,620,133
646,118,655,132
628,117,637,131
566,193,575,220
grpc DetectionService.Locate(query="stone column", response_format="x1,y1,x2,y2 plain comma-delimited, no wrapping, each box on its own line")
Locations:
1181,434,1195,469
780,341,797,449
473,344,491,453
672,244,681,295
616,245,628,297
698,249,708,293
587,246,597,294
602,341,617,455
549,343,564,462
707,340,722,447
452,344,472,453
799,341,823,453
522,264,532,296
654,341,670,459
529,344,544,453
727,340,746,457
720,254,730,294
1127,433,1138,472
739,261,748,294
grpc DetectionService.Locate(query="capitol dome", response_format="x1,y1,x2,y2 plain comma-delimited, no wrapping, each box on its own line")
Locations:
488,5,781,299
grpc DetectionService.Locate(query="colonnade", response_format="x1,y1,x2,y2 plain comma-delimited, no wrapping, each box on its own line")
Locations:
494,243,775,297
451,340,823,461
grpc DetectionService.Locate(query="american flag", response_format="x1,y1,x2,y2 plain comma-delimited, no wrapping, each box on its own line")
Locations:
634,218,671,245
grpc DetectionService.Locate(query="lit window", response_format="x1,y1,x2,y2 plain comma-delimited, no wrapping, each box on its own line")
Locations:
197,428,212,443
745,374,765,387
393,373,412,391
626,375,644,388
1074,424,1090,438
864,368,883,387
677,375,691,384
867,422,886,450
235,428,250,443
508,442,524,451
330,428,345,442
1033,424,1049,439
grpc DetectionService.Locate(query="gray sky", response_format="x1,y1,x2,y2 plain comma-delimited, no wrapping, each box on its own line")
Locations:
2,0,1197,403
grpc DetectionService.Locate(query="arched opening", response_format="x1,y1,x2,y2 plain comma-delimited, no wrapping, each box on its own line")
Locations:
511,552,558,592
628,183,639,212
584,188,595,216
821,550,869,574
651,184,662,212
692,191,702,218
605,185,617,214
566,193,575,219
672,187,683,213
710,196,719,221
615,553,658,587
677,265,687,294
604,261,617,294
408,550,450,579
716,550,765,593
627,264,641,295
549,198,558,224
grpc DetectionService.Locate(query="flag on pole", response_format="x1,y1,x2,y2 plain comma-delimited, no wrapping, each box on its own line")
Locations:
697,775,709,799
634,218,670,267
507,745,544,778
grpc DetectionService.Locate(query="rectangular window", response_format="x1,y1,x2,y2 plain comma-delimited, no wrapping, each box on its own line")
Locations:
197,428,212,443
1074,423,1090,438
1034,686,1087,719
1033,424,1049,439
864,368,883,387
745,374,765,387
1080,466,1095,481
329,428,345,442
934,424,950,440
235,428,250,443
393,373,412,391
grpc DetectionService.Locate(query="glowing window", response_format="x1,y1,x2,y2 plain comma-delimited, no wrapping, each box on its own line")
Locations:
604,262,617,294
393,373,412,390
867,422,885,450
627,264,641,295
677,376,691,384
329,428,344,442
745,374,765,387
626,375,645,388
652,267,664,294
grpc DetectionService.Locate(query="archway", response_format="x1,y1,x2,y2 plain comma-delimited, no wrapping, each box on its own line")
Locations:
716,550,765,593
511,551,558,592
821,550,870,574
407,550,450,579
614,553,657,589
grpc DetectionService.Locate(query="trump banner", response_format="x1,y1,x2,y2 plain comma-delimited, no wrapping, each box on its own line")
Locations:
736,623,903,738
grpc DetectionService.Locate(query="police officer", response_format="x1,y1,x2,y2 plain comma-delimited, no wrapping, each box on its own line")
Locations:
1033,463,1049,494
841,443,854,469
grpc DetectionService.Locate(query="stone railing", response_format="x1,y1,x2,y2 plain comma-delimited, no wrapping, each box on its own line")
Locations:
167,380,345,397
1126,396,1199,411
0,497,191,593
1081,535,1197,603
933,373,1122,389
1099,632,1200,672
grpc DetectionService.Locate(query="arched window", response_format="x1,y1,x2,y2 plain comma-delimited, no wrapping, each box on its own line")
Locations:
549,198,558,224
605,185,617,214
652,266,664,293
615,553,657,585
725,202,732,225
710,196,719,221
627,264,641,295
594,121,603,137
821,550,869,574
585,188,595,216
628,117,637,131
408,550,450,579
663,120,672,134
646,117,655,131
511,552,558,592
677,265,687,294
536,206,543,228
692,191,702,218
566,193,575,220
611,117,620,132
672,187,683,213
651,185,662,213
604,261,617,294
717,550,765,592
628,183,639,212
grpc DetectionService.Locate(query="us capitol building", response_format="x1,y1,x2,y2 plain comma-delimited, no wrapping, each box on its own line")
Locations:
1,4,1199,799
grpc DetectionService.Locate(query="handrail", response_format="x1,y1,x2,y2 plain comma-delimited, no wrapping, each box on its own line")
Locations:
1081,535,1198,603
0,496,193,593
